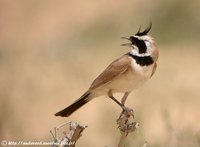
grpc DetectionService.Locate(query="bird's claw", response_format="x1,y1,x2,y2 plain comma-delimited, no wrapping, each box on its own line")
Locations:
121,106,134,117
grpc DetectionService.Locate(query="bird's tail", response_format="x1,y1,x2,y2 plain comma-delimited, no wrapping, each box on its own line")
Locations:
54,92,91,117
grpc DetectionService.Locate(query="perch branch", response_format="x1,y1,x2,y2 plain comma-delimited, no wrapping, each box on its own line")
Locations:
117,107,139,147
50,121,87,147
118,92,139,146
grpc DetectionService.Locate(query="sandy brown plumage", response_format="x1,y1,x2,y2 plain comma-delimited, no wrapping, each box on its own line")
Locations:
89,55,132,90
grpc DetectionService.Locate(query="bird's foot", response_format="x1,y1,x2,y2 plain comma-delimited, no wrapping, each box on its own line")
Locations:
117,105,134,121
117,106,137,133
121,106,134,117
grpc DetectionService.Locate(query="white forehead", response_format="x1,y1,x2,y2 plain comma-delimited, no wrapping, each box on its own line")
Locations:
134,35,153,42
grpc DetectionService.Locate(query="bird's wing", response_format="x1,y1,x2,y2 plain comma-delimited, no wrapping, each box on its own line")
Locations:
89,54,132,90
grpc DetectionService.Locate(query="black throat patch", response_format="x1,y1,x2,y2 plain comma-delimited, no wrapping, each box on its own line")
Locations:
128,53,154,66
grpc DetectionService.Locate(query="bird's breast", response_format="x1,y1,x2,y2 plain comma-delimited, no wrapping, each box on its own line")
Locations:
109,60,155,93
131,59,155,79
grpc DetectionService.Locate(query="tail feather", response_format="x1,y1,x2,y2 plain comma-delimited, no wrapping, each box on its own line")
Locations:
55,92,91,117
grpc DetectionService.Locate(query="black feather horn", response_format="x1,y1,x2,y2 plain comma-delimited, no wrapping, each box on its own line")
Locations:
136,25,142,35
135,21,152,36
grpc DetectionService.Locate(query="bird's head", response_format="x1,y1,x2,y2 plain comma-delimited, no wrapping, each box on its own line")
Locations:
121,22,156,57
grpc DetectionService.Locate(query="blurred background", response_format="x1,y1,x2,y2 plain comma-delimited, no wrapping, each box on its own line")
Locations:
0,0,200,146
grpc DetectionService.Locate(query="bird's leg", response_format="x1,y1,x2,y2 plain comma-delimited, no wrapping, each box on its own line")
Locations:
121,92,133,115
108,90,124,107
121,92,130,106
110,95,133,114
109,95,124,107
108,90,133,114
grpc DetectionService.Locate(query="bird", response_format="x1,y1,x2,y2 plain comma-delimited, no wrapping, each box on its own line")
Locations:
55,22,159,117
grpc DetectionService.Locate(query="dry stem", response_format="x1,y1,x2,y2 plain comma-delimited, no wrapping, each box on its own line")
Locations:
117,107,139,147
50,121,87,147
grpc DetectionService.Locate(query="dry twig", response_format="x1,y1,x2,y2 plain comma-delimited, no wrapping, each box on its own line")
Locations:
50,121,87,147
117,107,139,147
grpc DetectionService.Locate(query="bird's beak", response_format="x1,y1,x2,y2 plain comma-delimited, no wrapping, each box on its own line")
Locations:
121,37,132,47
121,37,130,40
